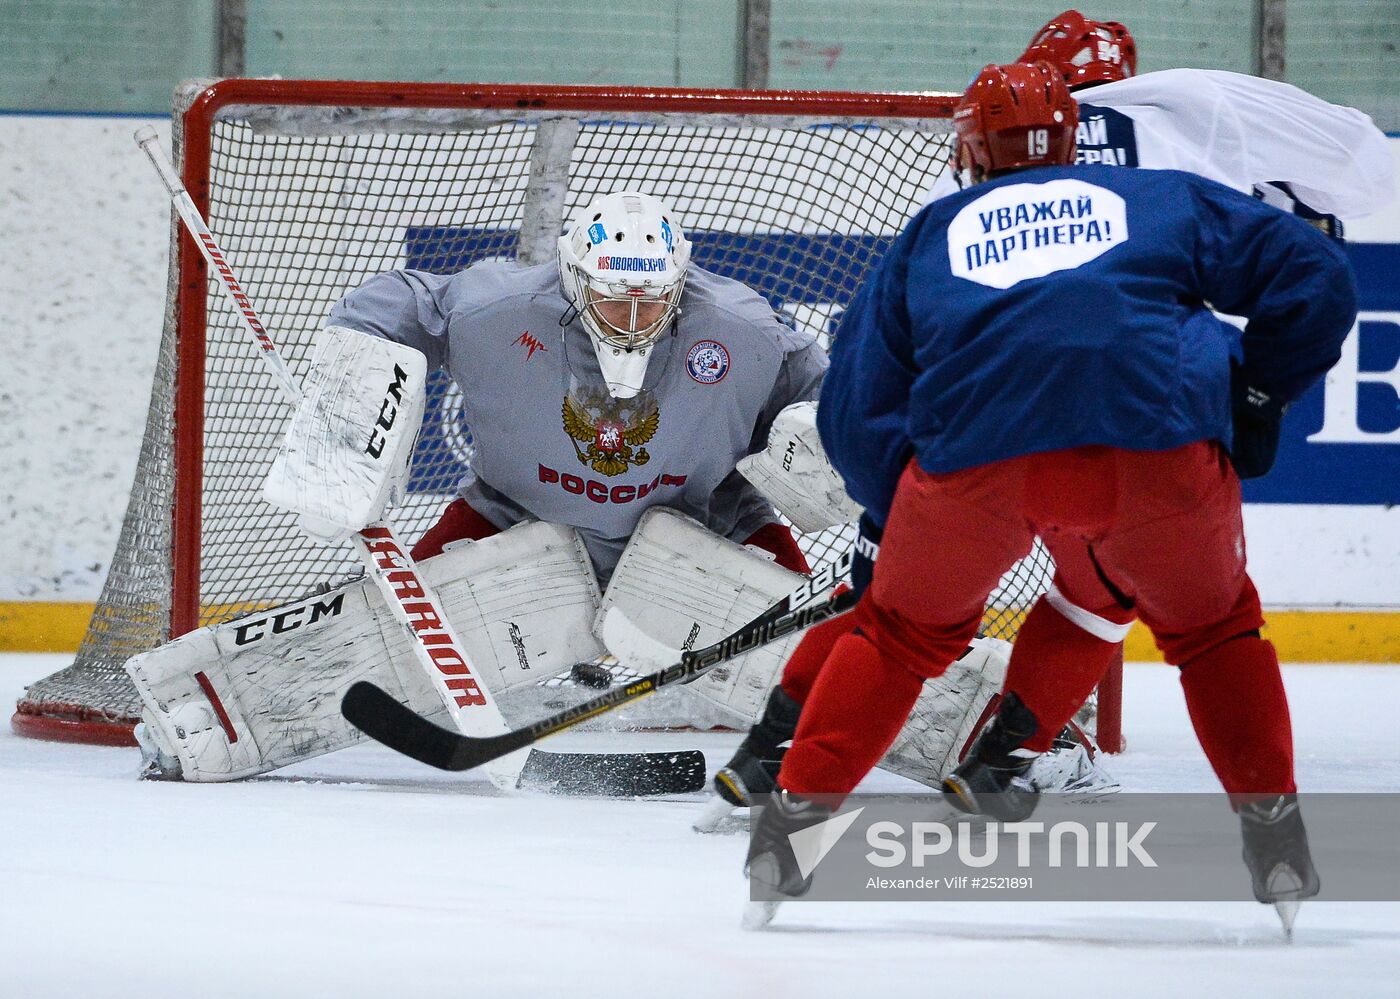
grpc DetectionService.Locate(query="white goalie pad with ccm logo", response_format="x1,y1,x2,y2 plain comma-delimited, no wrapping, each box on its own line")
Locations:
126,521,602,782
595,508,809,730
263,325,429,544
736,401,862,534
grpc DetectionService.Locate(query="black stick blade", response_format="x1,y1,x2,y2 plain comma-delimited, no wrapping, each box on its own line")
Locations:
343,681,706,794
343,681,475,771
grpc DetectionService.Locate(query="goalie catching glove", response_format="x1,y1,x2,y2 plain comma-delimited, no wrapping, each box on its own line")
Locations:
263,325,428,543
737,400,862,533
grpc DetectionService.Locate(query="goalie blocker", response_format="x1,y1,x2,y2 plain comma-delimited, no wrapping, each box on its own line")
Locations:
737,401,862,534
263,325,428,544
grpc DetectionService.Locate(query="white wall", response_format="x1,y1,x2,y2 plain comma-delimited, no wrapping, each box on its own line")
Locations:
1,115,1396,608
1,116,171,602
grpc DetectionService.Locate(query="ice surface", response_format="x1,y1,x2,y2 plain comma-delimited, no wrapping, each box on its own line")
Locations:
2,654,1397,998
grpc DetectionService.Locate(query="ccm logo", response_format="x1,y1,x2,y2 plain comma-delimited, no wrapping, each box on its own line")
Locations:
366,364,410,459
233,593,346,646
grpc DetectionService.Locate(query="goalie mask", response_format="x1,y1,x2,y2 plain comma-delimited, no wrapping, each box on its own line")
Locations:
558,192,691,399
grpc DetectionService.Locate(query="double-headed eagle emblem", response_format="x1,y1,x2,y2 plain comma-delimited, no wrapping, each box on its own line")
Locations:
561,393,660,477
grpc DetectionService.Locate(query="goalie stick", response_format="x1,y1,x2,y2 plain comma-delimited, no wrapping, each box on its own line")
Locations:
342,553,855,772
133,128,703,796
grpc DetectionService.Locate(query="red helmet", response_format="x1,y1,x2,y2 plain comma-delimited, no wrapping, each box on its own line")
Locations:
1018,9,1137,89
953,62,1079,181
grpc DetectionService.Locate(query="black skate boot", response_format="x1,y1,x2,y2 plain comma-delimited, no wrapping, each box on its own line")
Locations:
1239,793,1320,940
743,789,834,929
714,686,803,807
942,692,1042,821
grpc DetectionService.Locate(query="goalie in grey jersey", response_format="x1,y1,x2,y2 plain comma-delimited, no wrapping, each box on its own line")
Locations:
328,190,826,579
126,190,853,783
126,189,1089,791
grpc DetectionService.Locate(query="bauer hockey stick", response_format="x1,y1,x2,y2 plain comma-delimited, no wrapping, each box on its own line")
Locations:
134,128,705,795
342,552,856,772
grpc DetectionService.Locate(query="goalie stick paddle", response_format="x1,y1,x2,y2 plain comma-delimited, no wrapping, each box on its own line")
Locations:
134,128,533,790
342,553,855,773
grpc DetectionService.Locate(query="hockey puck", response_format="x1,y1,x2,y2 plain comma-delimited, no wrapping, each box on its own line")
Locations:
570,661,614,689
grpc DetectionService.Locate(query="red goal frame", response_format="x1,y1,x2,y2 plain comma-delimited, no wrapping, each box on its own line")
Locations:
18,80,1122,754
169,80,962,641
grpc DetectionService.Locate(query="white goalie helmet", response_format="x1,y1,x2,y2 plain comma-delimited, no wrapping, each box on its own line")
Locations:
558,191,691,398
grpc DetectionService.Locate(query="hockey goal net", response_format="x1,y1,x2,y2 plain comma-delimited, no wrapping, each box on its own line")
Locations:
12,79,1118,751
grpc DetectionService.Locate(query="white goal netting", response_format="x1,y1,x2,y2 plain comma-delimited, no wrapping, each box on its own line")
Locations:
13,80,1055,743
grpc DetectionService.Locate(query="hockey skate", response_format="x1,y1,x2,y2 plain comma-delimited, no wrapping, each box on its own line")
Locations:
941,692,1041,821
742,789,834,929
1239,794,1320,940
715,686,801,805
696,687,801,834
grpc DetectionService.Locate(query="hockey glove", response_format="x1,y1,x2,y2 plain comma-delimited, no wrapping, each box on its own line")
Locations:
1229,372,1286,480
851,513,882,599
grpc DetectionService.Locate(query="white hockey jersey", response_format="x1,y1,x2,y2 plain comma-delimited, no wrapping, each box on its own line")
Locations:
927,69,1397,220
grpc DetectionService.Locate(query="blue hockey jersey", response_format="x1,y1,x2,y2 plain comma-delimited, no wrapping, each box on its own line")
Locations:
820,164,1356,524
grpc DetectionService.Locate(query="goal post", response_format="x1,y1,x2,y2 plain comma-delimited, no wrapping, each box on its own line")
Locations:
13,78,1114,751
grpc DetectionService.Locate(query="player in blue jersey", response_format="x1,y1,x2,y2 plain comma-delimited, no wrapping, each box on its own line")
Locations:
745,62,1356,932
718,7,1394,816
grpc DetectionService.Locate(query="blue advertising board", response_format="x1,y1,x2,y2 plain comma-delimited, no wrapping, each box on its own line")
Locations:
1241,243,1400,504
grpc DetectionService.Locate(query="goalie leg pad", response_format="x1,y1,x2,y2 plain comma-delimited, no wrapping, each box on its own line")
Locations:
598,508,808,729
127,522,602,781
879,636,1011,787
435,521,604,719
878,636,1118,794
127,581,430,782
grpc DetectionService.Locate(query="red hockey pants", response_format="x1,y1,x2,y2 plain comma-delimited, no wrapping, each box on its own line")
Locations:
779,442,1294,797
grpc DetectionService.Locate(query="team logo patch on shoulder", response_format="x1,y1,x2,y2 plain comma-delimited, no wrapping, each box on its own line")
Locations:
686,340,730,384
